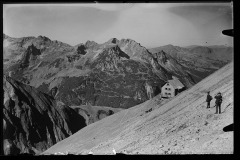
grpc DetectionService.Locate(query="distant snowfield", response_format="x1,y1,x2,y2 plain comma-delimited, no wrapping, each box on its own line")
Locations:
42,62,233,155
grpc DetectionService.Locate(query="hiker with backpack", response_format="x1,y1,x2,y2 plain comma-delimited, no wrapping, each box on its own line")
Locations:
206,91,212,108
214,92,223,114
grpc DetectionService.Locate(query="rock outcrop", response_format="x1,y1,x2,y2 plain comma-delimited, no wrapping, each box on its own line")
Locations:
85,40,99,50
3,75,86,155
20,44,41,68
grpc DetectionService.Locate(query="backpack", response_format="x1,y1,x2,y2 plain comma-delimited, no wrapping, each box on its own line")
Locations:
209,96,213,101
219,96,222,103
206,95,212,102
216,95,222,104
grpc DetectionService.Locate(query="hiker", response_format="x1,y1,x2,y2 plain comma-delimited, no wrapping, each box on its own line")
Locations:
214,92,223,114
206,91,212,108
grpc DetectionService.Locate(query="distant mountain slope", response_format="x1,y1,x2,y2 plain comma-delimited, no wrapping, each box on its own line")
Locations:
189,46,233,62
3,35,195,110
152,50,196,86
44,45,169,108
148,45,233,82
3,75,86,155
42,62,233,154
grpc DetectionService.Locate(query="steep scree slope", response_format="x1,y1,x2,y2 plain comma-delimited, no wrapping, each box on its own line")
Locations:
43,62,233,154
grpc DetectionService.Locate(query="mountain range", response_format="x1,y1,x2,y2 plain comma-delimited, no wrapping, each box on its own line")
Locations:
3,34,233,154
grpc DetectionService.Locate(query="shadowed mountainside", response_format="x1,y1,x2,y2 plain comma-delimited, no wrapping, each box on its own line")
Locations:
3,75,86,155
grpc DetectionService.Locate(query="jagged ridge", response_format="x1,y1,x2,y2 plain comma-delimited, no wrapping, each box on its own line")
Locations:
3,75,86,155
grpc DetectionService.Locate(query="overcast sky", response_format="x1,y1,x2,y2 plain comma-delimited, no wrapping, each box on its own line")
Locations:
3,3,233,48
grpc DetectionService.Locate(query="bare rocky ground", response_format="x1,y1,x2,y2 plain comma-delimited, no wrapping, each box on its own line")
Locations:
43,62,233,155
70,105,123,125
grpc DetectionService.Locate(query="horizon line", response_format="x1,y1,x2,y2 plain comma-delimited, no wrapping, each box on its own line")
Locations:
3,33,233,48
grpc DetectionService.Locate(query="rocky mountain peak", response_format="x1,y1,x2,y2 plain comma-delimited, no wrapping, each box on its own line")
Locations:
90,45,130,71
74,43,84,47
107,38,119,44
37,35,51,42
119,38,145,47
52,40,63,45
117,38,153,62
20,37,36,45
85,40,98,48
118,38,140,46
102,45,130,59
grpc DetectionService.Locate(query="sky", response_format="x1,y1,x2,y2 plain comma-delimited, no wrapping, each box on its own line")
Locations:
3,3,233,48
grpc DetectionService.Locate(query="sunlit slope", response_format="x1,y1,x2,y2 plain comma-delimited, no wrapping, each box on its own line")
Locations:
43,62,233,154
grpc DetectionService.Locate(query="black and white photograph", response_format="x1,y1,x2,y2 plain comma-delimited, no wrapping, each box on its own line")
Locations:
3,2,233,155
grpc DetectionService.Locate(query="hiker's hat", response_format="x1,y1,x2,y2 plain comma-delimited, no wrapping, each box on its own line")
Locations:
218,92,221,94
